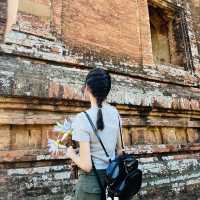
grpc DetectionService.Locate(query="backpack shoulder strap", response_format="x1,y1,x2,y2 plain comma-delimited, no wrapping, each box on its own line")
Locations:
83,111,110,159
83,111,107,198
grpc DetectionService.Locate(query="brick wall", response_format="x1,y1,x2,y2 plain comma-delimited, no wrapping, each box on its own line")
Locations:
0,0,18,43
61,0,154,65
0,0,7,42
187,0,200,67
0,0,200,199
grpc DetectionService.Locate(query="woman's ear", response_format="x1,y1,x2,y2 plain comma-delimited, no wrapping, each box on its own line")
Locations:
84,85,91,101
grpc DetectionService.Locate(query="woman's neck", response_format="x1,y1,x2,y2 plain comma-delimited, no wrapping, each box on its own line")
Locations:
90,98,106,108
90,98,98,108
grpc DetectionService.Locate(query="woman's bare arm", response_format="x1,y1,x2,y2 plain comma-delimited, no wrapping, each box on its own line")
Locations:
67,141,92,173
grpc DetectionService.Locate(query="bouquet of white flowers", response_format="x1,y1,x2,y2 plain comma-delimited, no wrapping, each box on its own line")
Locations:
48,117,79,179
47,118,74,155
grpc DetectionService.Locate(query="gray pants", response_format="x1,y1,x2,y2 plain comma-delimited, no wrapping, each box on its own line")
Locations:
73,169,106,200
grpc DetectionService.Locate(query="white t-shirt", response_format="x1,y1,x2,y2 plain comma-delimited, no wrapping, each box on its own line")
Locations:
71,102,122,169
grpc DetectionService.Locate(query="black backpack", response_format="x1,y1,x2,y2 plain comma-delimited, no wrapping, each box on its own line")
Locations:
84,111,142,200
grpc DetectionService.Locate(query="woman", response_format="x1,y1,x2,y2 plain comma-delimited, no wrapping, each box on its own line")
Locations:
67,68,123,200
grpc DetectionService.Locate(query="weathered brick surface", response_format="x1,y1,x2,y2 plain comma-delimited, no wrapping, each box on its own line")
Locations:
1,30,199,86
0,125,10,150
1,153,200,200
0,164,73,200
0,97,199,199
0,0,200,199
0,55,200,112
0,0,7,42
138,0,154,65
51,0,62,36
184,0,200,70
187,128,200,143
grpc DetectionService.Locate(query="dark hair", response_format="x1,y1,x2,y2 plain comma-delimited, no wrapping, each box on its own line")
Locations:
85,68,111,131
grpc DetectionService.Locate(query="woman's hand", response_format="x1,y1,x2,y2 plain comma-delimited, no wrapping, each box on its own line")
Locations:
66,146,76,159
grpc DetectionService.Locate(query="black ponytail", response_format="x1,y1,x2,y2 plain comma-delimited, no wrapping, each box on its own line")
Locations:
85,68,111,131
96,97,104,130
